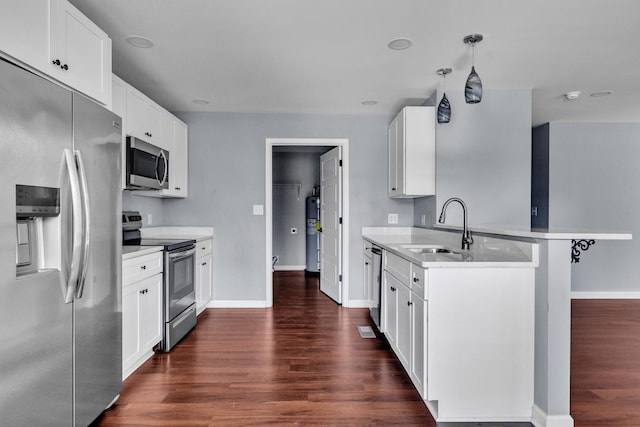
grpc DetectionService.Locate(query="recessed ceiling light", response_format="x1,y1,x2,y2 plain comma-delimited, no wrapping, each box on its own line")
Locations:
361,100,378,106
590,90,613,98
387,38,413,50
192,99,210,105
126,36,154,48
564,91,581,100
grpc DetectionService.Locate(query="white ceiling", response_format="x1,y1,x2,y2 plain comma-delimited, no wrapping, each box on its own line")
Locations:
71,0,640,126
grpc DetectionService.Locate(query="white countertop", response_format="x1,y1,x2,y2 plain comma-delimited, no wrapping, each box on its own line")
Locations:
362,227,538,268
434,224,632,240
122,245,163,260
140,226,214,242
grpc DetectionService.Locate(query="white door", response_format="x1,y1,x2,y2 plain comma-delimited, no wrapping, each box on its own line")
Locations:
320,147,342,303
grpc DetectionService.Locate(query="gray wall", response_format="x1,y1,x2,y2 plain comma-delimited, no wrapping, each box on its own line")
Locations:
546,123,640,292
272,151,322,268
122,190,164,226
415,90,532,229
160,112,414,302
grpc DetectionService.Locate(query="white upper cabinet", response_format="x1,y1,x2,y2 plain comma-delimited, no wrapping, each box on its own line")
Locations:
123,81,189,198
126,84,164,147
49,0,112,106
388,106,435,198
162,114,189,197
0,1,49,70
0,0,112,106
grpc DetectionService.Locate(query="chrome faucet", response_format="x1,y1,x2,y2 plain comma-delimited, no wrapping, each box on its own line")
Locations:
438,197,473,250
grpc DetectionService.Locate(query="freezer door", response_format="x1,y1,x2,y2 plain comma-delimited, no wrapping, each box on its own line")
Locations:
72,93,123,426
0,60,74,425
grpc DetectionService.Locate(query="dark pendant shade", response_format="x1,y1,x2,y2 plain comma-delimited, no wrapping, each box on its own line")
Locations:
465,66,482,104
437,93,451,123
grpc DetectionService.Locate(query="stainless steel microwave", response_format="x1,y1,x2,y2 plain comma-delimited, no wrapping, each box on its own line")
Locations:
125,136,169,190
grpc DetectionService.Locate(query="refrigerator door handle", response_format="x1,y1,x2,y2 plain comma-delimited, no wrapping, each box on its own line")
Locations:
64,149,83,304
75,150,91,299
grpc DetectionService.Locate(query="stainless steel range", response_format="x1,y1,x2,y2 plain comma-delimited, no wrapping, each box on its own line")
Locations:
123,211,197,351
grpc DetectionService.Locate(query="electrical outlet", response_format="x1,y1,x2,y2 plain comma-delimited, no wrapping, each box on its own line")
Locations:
531,206,538,217
388,213,398,224
253,205,264,215
290,227,298,234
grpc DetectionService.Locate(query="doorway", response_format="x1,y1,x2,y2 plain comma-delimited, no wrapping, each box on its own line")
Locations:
265,138,350,308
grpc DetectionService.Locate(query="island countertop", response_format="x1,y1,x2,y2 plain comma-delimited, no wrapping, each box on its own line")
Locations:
362,227,538,268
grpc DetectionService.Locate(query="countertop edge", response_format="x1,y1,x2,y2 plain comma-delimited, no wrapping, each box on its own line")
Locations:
122,245,163,260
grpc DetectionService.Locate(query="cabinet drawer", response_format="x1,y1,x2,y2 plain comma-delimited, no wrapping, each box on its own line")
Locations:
410,265,428,300
196,238,212,256
123,251,163,287
384,251,411,284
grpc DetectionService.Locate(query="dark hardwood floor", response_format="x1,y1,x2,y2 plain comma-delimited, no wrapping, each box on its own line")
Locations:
96,271,433,426
570,299,640,427
95,272,640,426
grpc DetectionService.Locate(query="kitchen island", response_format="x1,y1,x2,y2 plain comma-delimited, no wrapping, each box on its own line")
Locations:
364,226,631,427
363,227,539,423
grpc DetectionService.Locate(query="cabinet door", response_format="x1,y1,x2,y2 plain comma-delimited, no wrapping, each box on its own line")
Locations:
396,283,411,371
141,274,163,350
0,0,49,70
161,115,188,197
196,253,213,313
50,0,112,105
410,294,426,399
126,84,162,144
384,271,399,349
388,115,399,196
122,283,142,372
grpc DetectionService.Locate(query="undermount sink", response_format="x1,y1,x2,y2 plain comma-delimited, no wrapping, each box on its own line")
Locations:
398,244,461,255
410,247,456,254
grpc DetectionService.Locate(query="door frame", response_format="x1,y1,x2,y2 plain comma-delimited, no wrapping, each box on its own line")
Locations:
265,138,350,308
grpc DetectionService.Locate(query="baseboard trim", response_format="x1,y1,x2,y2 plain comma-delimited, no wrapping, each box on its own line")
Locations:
344,299,371,309
571,291,640,299
531,404,574,427
273,265,306,271
209,300,269,308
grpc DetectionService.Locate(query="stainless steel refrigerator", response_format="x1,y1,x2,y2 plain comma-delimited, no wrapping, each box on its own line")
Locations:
0,58,122,426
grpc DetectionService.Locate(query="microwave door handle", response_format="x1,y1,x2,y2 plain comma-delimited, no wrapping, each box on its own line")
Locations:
64,149,83,304
159,150,168,186
74,151,91,300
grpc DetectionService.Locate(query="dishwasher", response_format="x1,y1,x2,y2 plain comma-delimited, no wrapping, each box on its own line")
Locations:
369,245,383,331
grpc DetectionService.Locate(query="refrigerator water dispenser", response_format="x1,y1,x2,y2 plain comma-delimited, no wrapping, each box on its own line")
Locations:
15,184,61,277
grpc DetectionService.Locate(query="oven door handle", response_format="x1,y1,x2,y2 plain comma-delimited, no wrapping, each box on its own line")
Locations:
168,247,196,260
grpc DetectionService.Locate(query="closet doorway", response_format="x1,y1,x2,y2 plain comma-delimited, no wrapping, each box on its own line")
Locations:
265,138,350,307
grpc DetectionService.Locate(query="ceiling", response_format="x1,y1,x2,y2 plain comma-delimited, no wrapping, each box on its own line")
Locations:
71,0,640,126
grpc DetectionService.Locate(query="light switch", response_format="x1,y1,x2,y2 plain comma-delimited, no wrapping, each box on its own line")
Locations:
388,213,398,224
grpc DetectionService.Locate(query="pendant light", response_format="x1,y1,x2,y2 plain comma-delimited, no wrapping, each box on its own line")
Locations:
436,68,452,123
463,34,483,104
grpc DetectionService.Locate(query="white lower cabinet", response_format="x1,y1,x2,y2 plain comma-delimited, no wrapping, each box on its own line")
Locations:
409,293,426,398
195,238,213,314
122,251,163,380
380,250,535,422
383,271,398,349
